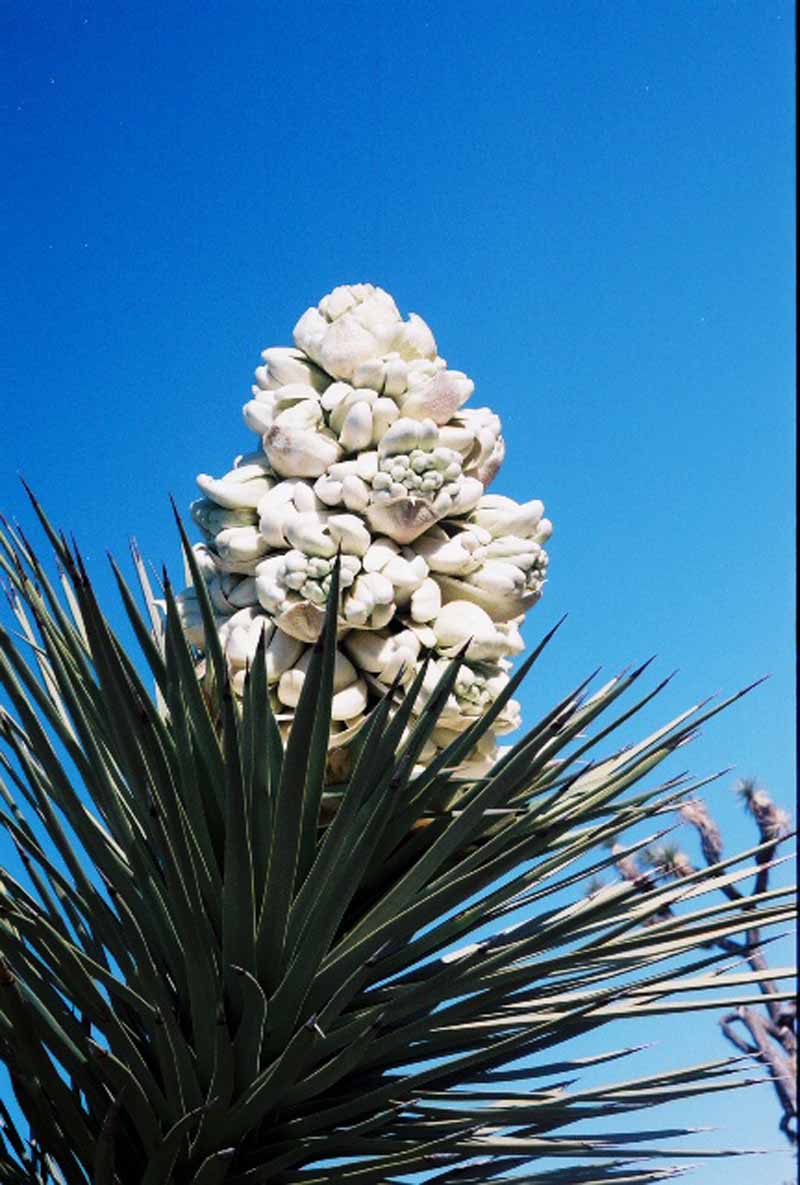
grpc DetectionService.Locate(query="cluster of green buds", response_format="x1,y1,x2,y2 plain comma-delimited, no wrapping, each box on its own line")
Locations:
179,284,552,773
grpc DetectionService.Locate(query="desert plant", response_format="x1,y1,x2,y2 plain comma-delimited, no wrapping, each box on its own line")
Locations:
0,496,796,1183
0,284,796,1183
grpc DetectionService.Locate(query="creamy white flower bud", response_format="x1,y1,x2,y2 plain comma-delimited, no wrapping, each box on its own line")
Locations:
364,570,394,605
363,538,400,572
319,286,359,320
365,497,440,546
410,576,441,622
258,347,330,392
196,472,273,510
341,473,370,512
448,476,484,516
534,518,553,544
468,561,526,597
216,605,263,647
257,480,308,547
475,536,539,564
332,678,368,721
391,312,437,361
437,425,475,456
272,397,323,430
284,511,337,558
371,396,400,442
343,630,392,673
377,647,408,683
355,450,379,481
408,621,437,649
327,513,371,556
277,667,305,707
254,555,287,613
295,290,398,381
314,474,344,507
243,399,275,435
339,401,374,452
381,554,427,601
328,386,373,433
400,370,474,424
225,620,266,669
414,533,479,575
432,600,523,661
215,526,270,565
191,500,257,536
343,597,369,626
452,408,505,486
175,589,205,646
469,494,544,538
351,358,385,391
381,418,427,456
350,576,375,614
265,628,304,682
383,357,409,396
321,381,354,416
264,425,342,478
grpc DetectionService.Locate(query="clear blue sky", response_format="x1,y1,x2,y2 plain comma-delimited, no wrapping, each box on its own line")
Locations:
1,2,795,1180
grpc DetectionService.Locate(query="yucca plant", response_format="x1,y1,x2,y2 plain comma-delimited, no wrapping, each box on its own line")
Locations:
0,285,796,1181
0,490,796,1184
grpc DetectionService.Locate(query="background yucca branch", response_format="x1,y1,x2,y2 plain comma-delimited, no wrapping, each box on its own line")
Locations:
606,783,796,1143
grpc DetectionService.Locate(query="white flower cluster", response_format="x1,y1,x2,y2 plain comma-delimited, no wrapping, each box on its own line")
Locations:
179,285,552,774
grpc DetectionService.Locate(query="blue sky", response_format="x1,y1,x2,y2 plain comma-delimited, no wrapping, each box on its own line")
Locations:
1,1,795,1179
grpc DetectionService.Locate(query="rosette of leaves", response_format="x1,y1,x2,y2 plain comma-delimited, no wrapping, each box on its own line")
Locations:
0,494,796,1184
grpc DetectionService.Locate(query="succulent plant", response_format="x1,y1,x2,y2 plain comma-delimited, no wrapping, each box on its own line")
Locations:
1,496,796,1183
181,284,552,772
1,291,796,1180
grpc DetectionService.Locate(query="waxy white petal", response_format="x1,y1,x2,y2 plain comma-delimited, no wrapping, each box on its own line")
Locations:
382,554,427,599
191,500,257,536
363,538,400,572
391,312,437,360
410,577,441,623
341,473,370,512
196,473,272,510
470,495,544,538
380,417,428,456
314,474,344,507
265,629,304,682
215,526,270,564
366,496,441,545
414,535,477,575
327,513,371,556
243,400,275,435
331,677,368,721
284,512,338,558
275,600,326,642
259,347,330,391
400,370,474,424
351,357,385,391
339,401,374,452
264,426,342,478
371,396,400,443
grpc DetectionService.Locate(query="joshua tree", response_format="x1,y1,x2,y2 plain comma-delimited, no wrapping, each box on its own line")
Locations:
0,285,796,1182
